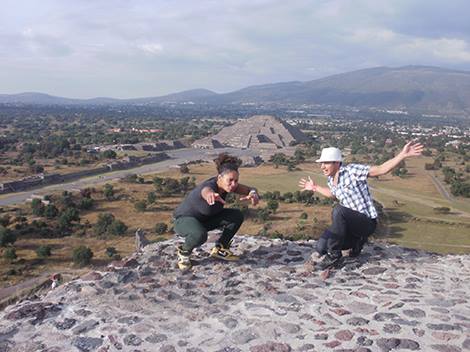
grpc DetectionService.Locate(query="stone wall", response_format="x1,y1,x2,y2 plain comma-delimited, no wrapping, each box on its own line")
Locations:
0,153,169,195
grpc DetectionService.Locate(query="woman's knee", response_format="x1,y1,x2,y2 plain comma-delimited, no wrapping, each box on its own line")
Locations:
233,209,245,225
194,231,208,246
225,208,244,226
174,217,208,247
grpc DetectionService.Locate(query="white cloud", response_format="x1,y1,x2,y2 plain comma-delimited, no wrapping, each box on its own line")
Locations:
137,43,164,55
349,29,398,43
400,38,470,62
1,0,470,98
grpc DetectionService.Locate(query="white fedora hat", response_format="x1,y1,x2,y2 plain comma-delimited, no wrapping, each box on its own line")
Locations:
316,147,343,163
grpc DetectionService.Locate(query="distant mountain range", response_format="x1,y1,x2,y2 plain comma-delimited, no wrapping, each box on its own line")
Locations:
2,66,470,116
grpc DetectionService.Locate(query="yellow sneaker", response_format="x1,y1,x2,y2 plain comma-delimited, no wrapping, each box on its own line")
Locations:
210,245,239,261
176,245,192,270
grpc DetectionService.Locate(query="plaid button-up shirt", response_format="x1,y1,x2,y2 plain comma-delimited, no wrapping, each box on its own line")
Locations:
327,163,378,219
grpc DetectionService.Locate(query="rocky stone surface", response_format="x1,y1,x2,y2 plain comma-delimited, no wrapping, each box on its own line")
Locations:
0,236,469,352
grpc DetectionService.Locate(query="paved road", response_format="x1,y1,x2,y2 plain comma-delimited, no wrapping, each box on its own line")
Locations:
427,171,453,202
0,148,259,207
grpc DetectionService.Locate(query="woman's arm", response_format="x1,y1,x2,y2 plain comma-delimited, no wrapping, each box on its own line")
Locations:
369,141,423,177
235,183,260,205
201,186,225,205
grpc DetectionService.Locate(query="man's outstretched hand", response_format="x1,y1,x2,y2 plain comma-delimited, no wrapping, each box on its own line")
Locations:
299,176,317,192
400,141,424,158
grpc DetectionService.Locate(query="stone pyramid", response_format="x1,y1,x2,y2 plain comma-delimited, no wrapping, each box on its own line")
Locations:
193,115,309,150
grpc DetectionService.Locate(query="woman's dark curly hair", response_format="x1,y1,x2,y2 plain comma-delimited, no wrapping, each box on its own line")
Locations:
214,153,242,175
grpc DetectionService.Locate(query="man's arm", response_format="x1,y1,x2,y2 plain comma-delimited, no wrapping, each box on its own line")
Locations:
298,176,335,198
369,141,423,178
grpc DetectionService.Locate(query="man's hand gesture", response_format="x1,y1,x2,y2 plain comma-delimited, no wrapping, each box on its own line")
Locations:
400,141,424,158
299,176,317,192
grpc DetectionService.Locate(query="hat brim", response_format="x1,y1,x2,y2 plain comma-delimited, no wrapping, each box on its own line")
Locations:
315,158,342,163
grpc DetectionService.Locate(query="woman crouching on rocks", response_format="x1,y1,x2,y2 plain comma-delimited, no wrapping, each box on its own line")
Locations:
173,153,259,270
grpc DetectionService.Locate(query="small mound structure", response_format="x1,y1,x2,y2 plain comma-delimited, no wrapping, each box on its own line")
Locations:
0,236,469,351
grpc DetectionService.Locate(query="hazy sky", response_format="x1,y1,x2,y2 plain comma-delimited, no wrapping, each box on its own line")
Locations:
2,0,470,98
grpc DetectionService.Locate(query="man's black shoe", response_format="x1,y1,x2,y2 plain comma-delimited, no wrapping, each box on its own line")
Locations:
317,253,344,271
350,237,367,257
349,244,363,258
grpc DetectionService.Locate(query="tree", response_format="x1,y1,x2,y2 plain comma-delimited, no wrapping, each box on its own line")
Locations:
58,208,80,228
294,149,305,162
72,246,93,267
266,200,279,213
36,245,52,258
44,204,59,218
105,247,117,258
270,153,288,168
123,174,138,183
155,222,168,235
300,212,308,220
180,164,190,174
31,198,45,217
147,192,157,204
94,213,115,236
255,208,270,222
3,247,17,262
103,184,114,200
108,220,128,236
78,198,94,210
0,215,10,227
134,200,147,212
0,226,16,247
101,150,117,159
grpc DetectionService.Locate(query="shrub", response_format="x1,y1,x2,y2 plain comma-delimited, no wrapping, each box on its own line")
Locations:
0,226,16,247
44,204,59,218
299,212,308,220
3,247,17,262
255,208,270,222
134,200,147,212
72,246,93,267
180,164,190,174
58,208,80,228
101,150,117,159
433,207,451,214
123,174,138,183
36,245,52,258
155,222,168,235
103,184,114,200
147,192,157,204
266,200,279,213
105,247,117,258
78,198,94,210
0,215,10,227
31,198,45,216
108,220,128,236
94,213,115,236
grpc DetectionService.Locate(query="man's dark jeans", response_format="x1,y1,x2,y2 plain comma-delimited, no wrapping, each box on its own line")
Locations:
317,204,377,257
174,208,244,252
